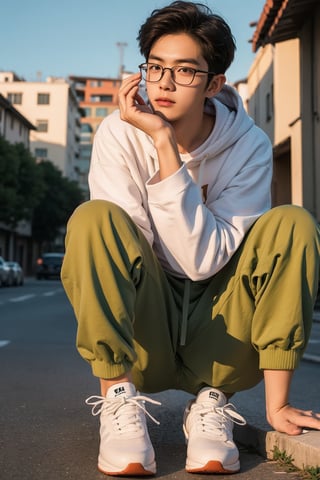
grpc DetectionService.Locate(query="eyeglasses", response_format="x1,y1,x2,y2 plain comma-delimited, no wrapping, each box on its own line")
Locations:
139,62,215,86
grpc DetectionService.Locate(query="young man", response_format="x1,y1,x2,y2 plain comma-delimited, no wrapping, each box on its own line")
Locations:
61,1,320,476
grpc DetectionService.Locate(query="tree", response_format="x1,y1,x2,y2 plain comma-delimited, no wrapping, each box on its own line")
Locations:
32,161,84,248
0,136,84,250
0,137,43,228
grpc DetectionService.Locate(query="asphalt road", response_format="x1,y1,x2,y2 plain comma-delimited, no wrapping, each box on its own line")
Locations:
0,278,318,480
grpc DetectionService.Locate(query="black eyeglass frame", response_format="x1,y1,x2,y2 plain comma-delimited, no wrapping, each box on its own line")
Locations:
139,62,216,86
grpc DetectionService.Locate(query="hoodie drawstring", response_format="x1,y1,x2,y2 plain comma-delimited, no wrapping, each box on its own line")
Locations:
180,279,191,346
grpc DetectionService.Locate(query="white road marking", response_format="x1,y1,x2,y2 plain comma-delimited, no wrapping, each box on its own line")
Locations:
9,294,36,303
0,340,10,348
303,353,320,363
0,288,64,307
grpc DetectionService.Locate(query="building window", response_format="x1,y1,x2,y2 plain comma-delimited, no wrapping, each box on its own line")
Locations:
36,119,48,132
7,92,23,104
80,144,92,159
90,94,113,103
82,107,92,117
96,107,108,117
35,148,48,158
90,80,103,87
266,84,273,122
81,123,93,133
75,81,86,89
37,93,50,105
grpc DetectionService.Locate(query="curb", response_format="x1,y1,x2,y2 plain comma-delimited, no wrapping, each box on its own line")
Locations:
234,423,320,470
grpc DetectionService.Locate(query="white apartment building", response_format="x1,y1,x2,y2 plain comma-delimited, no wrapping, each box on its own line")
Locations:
0,93,36,267
0,93,35,147
0,71,81,181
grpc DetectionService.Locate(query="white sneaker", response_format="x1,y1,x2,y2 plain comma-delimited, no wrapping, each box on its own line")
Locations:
183,387,246,474
86,382,161,476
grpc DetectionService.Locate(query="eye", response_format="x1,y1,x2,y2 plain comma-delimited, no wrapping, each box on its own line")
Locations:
148,64,162,72
176,66,195,76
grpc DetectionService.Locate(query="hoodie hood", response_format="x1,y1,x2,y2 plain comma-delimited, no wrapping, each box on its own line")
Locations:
180,84,253,167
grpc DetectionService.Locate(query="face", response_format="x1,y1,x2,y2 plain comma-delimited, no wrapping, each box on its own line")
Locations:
144,32,216,123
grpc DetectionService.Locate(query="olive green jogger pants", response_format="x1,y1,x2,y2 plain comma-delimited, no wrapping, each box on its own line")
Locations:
61,200,320,395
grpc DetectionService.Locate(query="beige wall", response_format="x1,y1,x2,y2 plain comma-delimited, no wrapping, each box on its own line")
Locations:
273,39,300,145
247,44,274,142
273,39,302,208
0,76,80,180
248,3,320,221
247,40,304,208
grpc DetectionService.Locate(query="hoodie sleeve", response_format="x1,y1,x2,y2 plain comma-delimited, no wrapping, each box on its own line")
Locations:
88,114,154,245
146,127,272,281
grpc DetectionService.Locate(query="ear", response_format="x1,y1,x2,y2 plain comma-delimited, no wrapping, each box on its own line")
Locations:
206,74,226,98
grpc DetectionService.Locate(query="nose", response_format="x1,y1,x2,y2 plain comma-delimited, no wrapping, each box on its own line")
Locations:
159,68,175,89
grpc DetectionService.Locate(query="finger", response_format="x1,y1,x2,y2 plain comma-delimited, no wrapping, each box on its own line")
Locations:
289,410,320,430
308,410,320,419
119,82,139,102
118,85,140,113
119,73,141,92
119,81,141,108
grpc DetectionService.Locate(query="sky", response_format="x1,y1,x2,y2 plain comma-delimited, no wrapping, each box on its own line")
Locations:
1,0,266,84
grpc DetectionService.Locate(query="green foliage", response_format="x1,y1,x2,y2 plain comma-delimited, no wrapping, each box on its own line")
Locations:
301,467,320,480
0,136,43,227
272,447,297,471
32,160,84,245
0,136,84,244
272,446,320,479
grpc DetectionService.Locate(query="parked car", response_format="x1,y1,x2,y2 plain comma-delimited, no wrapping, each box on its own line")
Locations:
5,261,24,286
0,256,10,286
36,252,64,280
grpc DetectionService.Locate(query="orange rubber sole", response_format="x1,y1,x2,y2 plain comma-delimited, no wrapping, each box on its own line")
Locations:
186,460,240,474
98,462,155,477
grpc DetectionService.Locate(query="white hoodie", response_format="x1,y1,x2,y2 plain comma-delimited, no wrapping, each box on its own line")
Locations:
89,84,272,281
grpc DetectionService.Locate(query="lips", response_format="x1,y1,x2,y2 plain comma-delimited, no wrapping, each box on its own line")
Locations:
155,97,175,107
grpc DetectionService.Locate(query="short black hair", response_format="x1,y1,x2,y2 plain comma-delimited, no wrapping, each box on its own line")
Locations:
137,1,236,74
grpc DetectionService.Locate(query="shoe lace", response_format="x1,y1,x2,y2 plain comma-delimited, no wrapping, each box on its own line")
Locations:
192,402,246,436
85,394,161,431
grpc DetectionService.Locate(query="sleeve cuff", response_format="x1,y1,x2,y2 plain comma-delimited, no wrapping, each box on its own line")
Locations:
259,346,302,370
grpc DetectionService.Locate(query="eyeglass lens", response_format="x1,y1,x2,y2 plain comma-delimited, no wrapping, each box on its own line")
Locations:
141,64,195,85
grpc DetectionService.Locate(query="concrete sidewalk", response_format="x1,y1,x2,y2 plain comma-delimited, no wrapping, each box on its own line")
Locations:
145,362,320,479
231,311,320,472
145,311,320,478
234,388,320,472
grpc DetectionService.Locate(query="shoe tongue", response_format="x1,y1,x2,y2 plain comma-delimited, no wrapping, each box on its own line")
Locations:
197,387,226,407
106,382,136,399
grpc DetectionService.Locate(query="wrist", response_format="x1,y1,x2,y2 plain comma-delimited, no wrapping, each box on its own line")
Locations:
264,369,293,415
152,126,182,180
152,124,175,149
